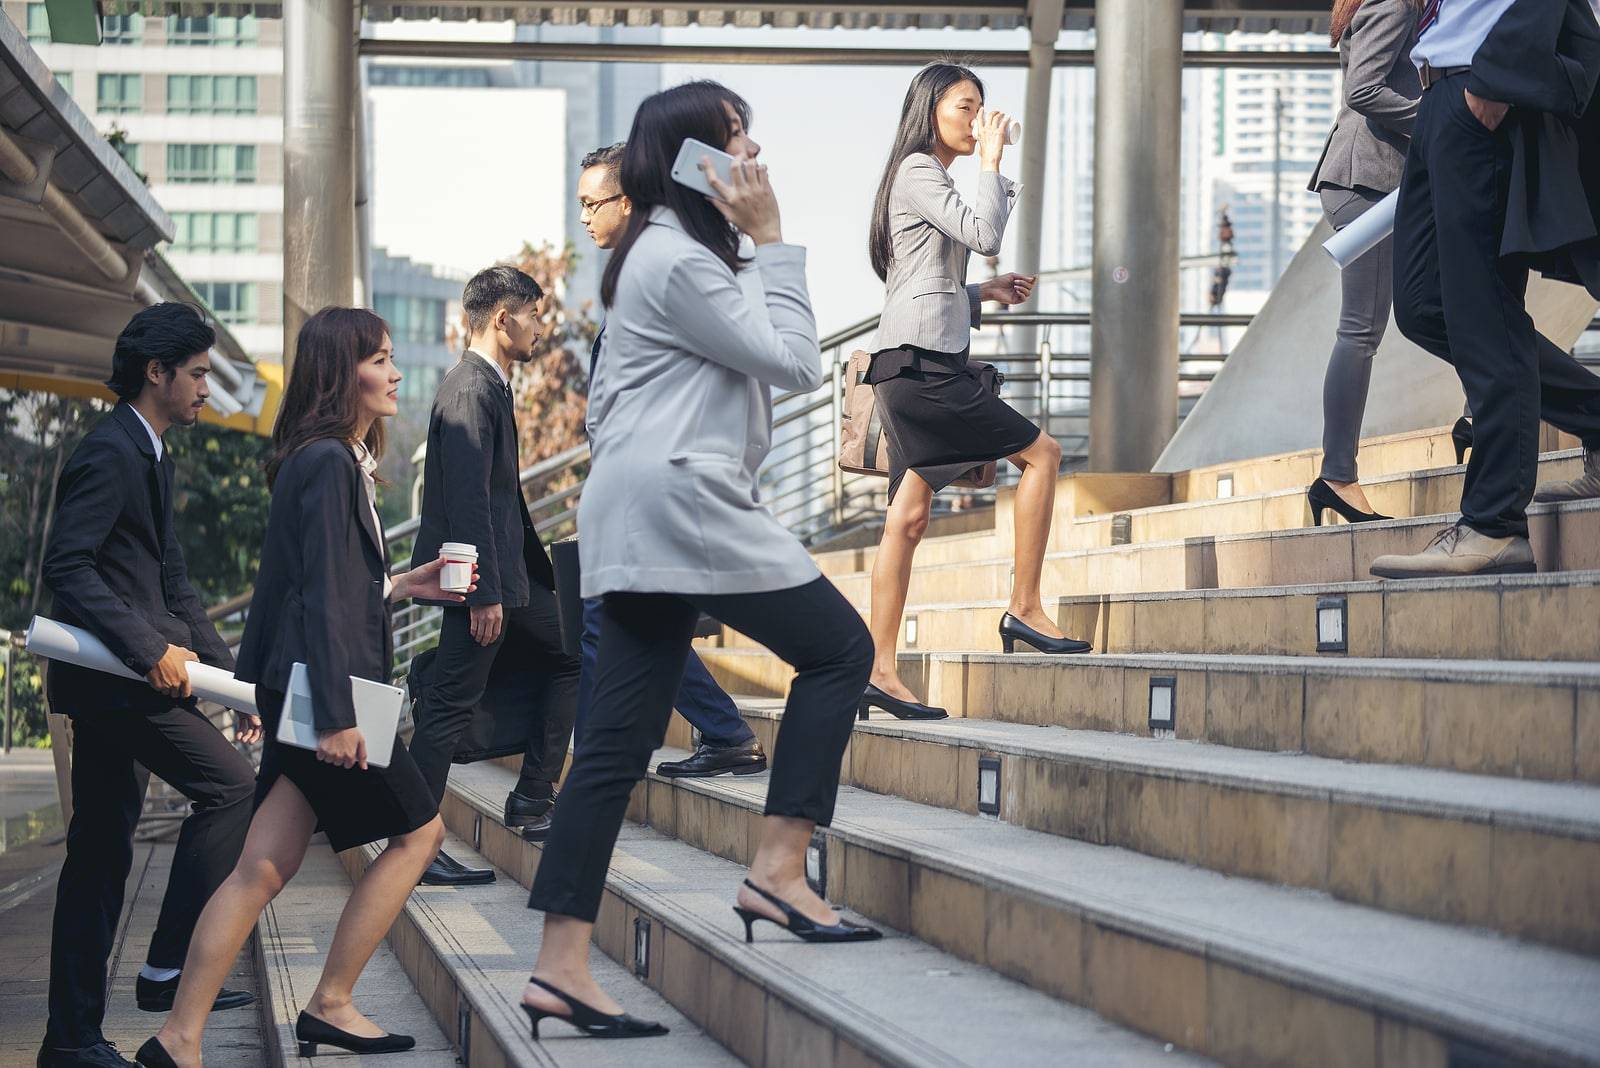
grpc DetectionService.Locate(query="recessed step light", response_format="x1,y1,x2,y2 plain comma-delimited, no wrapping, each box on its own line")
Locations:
634,916,651,978
1316,596,1349,653
977,754,1001,817
1148,676,1176,734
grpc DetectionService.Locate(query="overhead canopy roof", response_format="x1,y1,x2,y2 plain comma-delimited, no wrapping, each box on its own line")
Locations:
0,11,271,431
101,0,1330,34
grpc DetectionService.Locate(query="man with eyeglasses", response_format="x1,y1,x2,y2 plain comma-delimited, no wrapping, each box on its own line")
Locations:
571,142,768,778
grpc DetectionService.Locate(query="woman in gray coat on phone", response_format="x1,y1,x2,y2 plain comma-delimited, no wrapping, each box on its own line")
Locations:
1305,0,1422,524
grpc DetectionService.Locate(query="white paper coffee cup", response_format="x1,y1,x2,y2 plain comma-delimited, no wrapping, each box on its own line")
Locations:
439,542,478,593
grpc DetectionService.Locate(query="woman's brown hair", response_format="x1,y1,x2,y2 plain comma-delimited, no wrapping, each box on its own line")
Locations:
267,306,390,486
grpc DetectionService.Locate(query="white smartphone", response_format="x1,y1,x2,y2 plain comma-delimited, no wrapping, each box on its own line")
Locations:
670,137,735,199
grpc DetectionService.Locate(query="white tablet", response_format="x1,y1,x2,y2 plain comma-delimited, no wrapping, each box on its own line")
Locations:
277,662,405,769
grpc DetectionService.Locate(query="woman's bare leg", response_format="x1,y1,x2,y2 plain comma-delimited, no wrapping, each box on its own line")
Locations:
523,915,621,1017
1005,433,1067,637
739,815,838,924
868,472,933,701
304,816,445,1037
154,779,318,1066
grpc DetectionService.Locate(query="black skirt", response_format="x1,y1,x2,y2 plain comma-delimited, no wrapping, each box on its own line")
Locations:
866,345,1041,503
254,686,438,852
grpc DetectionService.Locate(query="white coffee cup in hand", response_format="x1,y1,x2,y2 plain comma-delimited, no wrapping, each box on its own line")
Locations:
439,542,478,594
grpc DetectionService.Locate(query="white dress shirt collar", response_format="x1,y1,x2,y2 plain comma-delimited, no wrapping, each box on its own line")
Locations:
127,404,163,461
466,349,510,389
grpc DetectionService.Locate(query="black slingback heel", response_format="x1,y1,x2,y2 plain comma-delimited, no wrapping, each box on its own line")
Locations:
520,976,668,1040
732,879,883,944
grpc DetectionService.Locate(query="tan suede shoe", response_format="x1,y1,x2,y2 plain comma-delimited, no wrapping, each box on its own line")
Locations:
1369,522,1536,579
1533,448,1600,503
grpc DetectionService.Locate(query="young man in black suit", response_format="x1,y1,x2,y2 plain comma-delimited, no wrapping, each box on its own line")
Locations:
408,266,581,886
38,304,259,1068
1373,0,1600,578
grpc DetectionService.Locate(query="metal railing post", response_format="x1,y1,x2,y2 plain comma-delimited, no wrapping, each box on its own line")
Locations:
1038,338,1053,439
830,354,845,529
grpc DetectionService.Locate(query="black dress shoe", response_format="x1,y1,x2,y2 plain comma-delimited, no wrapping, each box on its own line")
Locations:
657,738,768,778
134,973,255,1013
37,1041,134,1067
857,683,947,721
295,1011,415,1057
504,789,555,830
998,614,1092,655
418,849,495,886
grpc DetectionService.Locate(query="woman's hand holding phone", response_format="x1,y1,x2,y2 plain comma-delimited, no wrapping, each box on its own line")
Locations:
976,109,1009,171
703,156,783,246
317,726,368,770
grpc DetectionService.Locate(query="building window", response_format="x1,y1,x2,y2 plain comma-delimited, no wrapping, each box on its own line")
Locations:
97,73,143,114
368,66,493,88
397,365,440,404
170,212,259,252
166,13,258,46
112,141,142,172
165,144,257,184
54,71,74,95
101,13,143,44
191,282,257,324
25,3,50,44
374,294,448,343
168,75,258,115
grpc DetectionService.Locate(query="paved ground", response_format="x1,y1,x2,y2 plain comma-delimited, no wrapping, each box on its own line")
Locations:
0,749,61,849
0,821,265,1067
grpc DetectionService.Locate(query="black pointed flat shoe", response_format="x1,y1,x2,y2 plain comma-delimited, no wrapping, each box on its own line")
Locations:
998,613,1092,655
133,1037,176,1068
521,977,668,1040
294,1011,415,1057
857,683,947,721
732,879,883,944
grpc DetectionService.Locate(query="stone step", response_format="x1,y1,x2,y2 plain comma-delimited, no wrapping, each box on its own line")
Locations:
814,498,1600,606
706,571,1600,662
440,760,1219,1068
724,697,1600,955
341,832,739,1067
695,648,1600,785
627,751,1600,1068
258,839,457,1066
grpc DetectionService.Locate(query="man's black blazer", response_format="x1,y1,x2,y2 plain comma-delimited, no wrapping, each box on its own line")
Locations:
1470,0,1600,298
42,402,233,713
410,351,555,607
234,439,391,731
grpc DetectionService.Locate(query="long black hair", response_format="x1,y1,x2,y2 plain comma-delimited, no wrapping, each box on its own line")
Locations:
868,63,985,282
600,80,753,309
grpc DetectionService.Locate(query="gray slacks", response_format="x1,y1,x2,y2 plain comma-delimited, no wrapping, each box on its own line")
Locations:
1319,185,1392,483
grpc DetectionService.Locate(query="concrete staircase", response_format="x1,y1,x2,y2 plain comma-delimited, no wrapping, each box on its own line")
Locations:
399,422,1598,1066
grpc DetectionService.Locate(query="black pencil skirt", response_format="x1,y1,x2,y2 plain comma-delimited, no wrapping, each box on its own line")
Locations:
255,686,438,852
867,345,1041,503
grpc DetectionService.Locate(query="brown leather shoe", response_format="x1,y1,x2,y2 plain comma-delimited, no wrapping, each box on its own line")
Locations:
1370,522,1536,579
1533,448,1600,503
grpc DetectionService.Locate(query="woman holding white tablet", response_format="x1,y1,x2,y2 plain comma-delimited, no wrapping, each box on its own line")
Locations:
139,308,472,1067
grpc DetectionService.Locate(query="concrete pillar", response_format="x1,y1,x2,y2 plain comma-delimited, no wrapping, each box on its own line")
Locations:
283,0,357,372
1088,0,1183,472
1013,0,1064,327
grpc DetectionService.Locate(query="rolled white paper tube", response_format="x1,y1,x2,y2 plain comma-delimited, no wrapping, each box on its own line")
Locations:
1321,188,1398,269
25,615,259,713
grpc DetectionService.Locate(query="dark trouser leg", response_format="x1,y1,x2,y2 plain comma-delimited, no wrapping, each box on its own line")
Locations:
132,704,256,969
506,587,582,799
1319,186,1392,484
675,653,755,747
409,606,502,805
528,594,697,922
45,715,143,1048
692,578,873,826
1396,77,1600,534
572,597,603,756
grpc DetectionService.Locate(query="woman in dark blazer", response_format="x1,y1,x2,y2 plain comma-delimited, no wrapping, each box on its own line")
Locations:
139,308,470,1068
862,63,1090,723
1305,0,1422,524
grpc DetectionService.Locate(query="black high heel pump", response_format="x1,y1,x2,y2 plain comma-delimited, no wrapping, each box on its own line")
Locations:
1306,478,1390,526
733,879,883,944
858,683,947,721
295,1011,415,1057
998,613,1092,655
520,976,669,1040
1451,416,1473,465
134,1038,179,1068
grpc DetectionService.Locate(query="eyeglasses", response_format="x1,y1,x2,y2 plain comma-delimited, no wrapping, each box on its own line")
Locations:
578,193,624,218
